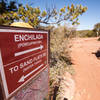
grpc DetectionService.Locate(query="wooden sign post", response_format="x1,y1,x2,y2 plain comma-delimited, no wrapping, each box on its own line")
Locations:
0,26,49,100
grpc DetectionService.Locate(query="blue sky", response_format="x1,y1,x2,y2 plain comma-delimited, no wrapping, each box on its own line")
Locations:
20,0,100,30
77,0,100,30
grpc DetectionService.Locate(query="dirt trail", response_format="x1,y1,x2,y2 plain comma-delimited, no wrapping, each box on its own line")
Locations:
70,38,100,100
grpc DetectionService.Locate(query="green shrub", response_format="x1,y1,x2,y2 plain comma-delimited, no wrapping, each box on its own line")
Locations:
76,30,97,37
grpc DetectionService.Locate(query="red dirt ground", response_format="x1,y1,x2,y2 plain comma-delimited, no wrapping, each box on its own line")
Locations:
70,37,100,100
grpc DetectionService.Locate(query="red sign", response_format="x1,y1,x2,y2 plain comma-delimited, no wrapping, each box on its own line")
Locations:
0,27,49,99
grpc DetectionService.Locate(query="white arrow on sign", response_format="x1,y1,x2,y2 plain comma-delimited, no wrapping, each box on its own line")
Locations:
15,45,43,57
18,64,44,83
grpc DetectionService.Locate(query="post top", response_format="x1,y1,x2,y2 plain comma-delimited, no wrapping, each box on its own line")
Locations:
10,22,33,28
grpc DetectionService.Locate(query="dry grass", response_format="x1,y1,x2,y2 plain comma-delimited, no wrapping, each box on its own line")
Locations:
48,25,75,100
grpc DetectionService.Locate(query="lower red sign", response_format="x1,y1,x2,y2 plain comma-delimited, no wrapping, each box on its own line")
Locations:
0,28,49,99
